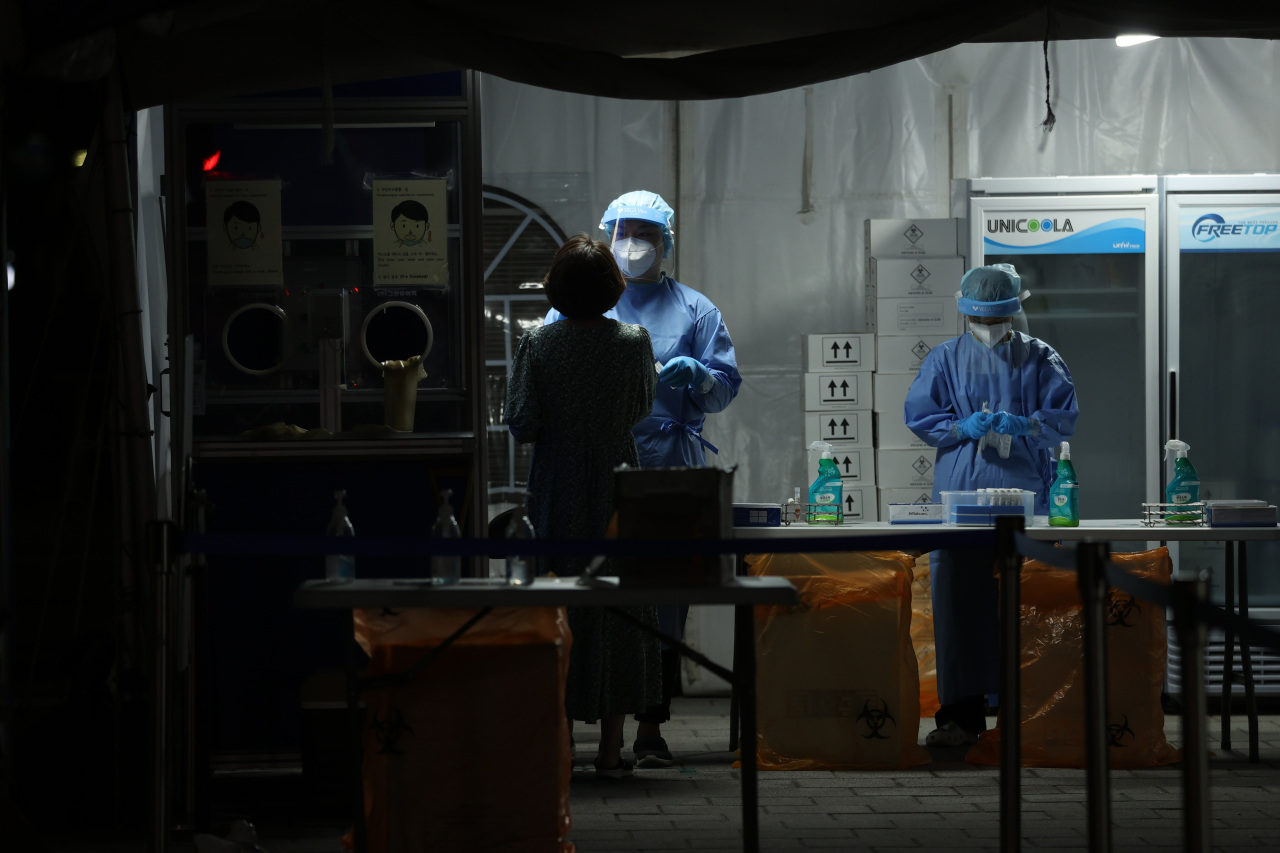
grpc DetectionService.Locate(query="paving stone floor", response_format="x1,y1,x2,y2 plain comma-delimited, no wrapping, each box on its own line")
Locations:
40,695,1280,852
557,696,1280,853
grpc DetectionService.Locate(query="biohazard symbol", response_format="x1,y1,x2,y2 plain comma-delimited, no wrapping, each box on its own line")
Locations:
855,697,897,740
1107,591,1140,627
370,707,414,755
1108,713,1135,748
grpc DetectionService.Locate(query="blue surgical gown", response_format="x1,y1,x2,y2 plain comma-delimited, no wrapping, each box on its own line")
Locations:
545,274,741,468
546,274,741,641
903,331,1078,707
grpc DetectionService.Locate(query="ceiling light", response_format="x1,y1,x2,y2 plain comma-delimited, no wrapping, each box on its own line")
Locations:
1116,35,1160,47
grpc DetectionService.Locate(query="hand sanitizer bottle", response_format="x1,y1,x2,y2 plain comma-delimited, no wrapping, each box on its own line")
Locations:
1163,439,1202,523
806,440,844,524
1048,442,1079,527
504,492,536,585
324,490,356,582
431,489,462,584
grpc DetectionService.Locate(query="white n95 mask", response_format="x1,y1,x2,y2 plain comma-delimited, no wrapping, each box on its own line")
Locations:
612,238,657,278
970,321,1012,348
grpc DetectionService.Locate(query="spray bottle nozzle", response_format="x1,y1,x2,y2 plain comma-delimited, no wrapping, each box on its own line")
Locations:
807,440,833,462
1163,439,1190,461
1059,441,1070,459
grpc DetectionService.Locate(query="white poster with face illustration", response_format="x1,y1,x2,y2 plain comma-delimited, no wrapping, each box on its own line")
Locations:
372,179,448,286
206,180,284,286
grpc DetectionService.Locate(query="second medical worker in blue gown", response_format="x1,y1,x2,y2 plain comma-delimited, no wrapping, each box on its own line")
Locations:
903,263,1078,749
544,190,742,767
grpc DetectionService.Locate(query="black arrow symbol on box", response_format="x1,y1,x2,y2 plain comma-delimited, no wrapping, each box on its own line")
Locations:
840,455,854,474
827,379,838,397
840,418,851,436
827,418,838,436
845,494,856,512
843,341,853,358
840,379,850,397
829,341,841,359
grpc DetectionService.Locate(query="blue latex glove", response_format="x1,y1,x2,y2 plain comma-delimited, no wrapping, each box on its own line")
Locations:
954,411,994,440
993,412,1033,436
658,356,713,391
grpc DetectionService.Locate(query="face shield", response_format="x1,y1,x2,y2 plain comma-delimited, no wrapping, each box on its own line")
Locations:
600,191,674,282
955,263,1030,344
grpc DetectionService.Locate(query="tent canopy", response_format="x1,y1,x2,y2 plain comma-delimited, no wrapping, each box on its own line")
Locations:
8,1,1280,106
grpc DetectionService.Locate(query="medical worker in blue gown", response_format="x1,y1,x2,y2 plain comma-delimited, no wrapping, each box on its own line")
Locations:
545,190,741,766
903,263,1078,748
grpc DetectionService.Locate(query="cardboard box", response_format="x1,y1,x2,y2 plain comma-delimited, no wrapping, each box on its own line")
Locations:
803,333,875,372
888,502,946,524
874,412,928,450
876,334,952,374
879,488,937,521
867,296,959,336
876,449,937,489
843,486,877,522
804,410,871,447
614,467,734,586
873,372,914,415
803,371,872,411
865,218,959,259
867,257,965,299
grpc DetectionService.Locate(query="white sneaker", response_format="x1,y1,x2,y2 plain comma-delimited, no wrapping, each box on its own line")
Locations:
924,721,979,748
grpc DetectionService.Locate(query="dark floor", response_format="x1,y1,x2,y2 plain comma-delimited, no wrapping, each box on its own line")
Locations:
31,695,1280,852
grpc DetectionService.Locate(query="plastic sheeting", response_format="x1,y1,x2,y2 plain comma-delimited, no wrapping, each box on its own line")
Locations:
353,606,575,853
481,38,1280,507
966,547,1180,769
745,551,930,770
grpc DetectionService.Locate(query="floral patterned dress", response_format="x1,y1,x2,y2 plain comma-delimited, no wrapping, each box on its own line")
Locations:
505,318,663,722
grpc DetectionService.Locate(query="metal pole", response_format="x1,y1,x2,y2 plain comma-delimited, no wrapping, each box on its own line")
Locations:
736,601,760,853
1079,540,1112,853
1172,578,1211,853
1221,542,1234,750
1236,543,1258,762
150,521,173,853
995,515,1023,853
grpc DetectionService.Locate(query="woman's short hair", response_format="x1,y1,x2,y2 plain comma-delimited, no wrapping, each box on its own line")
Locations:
543,234,626,319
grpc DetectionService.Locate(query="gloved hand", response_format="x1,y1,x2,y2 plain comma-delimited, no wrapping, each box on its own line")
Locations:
658,356,713,391
993,412,1033,436
954,411,995,440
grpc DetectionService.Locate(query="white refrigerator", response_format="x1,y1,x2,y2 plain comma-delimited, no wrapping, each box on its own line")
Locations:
967,177,1162,528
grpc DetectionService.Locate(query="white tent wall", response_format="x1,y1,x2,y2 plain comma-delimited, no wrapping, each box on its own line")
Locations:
480,37,1280,507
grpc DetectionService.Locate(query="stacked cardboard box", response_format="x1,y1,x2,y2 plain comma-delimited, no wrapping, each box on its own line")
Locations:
801,333,877,521
864,219,964,520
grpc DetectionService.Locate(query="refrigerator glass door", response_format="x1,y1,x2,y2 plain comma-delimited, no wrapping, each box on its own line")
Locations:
1167,191,1280,605
970,194,1161,522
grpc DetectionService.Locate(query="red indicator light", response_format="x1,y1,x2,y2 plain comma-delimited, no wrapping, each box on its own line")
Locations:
202,150,221,171
352,287,359,293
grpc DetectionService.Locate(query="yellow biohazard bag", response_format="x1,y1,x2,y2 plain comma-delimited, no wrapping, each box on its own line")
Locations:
910,554,940,719
745,551,931,770
967,547,1181,769
350,606,575,853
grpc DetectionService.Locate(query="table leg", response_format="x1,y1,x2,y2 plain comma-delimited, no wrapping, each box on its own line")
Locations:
735,602,759,853
346,609,367,853
1220,542,1235,752
1238,543,1259,763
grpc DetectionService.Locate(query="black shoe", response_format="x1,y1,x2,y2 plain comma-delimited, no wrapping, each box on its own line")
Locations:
593,758,634,779
632,735,674,767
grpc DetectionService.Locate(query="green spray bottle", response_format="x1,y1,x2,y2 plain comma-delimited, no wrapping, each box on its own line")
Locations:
1048,441,1079,527
807,440,844,524
1163,439,1201,522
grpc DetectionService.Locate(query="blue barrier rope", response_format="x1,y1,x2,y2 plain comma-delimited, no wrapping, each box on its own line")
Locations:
182,529,998,559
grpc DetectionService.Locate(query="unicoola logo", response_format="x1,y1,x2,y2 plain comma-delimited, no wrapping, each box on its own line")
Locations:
987,218,1074,234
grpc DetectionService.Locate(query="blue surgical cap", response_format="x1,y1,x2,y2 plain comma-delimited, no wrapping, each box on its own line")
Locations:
957,263,1023,317
600,190,675,258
